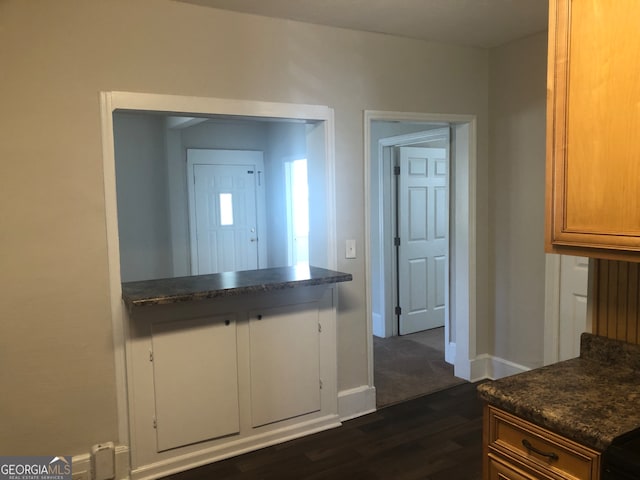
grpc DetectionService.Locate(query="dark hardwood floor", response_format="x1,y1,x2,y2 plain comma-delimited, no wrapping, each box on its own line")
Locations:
161,382,484,480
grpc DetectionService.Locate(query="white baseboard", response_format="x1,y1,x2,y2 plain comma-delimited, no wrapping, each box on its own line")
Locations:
73,444,130,480
131,415,340,480
338,385,376,421
469,354,530,382
445,341,456,365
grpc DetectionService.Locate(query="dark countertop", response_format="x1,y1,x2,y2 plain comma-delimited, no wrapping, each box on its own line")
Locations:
121,265,352,309
477,333,640,451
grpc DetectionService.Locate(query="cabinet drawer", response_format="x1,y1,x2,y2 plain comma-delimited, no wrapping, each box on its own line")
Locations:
487,407,600,479
488,453,556,480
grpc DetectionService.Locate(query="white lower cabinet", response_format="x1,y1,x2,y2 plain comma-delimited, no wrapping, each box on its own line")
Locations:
151,315,240,451
125,286,339,480
249,303,321,427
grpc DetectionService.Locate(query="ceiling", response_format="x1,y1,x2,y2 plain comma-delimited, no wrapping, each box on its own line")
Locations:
174,0,549,49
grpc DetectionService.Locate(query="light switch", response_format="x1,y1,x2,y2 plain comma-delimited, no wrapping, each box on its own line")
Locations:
346,239,356,259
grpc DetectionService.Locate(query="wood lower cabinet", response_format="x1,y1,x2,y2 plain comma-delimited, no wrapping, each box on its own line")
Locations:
125,286,339,480
484,406,600,480
488,454,556,480
546,0,640,261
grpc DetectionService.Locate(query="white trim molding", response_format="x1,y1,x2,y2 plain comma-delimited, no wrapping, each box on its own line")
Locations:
129,416,340,480
73,445,130,480
338,385,377,421
470,355,530,382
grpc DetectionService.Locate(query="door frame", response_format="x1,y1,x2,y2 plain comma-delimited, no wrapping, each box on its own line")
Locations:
186,149,268,273
364,110,478,383
100,91,336,449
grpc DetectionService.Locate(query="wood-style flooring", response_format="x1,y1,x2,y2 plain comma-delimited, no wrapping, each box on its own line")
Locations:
161,381,483,480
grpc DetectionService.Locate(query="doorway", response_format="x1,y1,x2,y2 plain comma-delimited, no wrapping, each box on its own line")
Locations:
284,157,310,267
374,127,455,407
364,111,478,407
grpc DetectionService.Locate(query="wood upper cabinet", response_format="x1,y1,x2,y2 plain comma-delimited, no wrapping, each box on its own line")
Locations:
546,0,640,261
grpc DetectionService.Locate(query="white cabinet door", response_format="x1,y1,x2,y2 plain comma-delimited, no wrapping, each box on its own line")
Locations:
151,315,240,451
249,303,321,427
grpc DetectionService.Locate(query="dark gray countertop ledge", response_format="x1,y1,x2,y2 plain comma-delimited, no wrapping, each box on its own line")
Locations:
121,265,352,309
477,333,640,451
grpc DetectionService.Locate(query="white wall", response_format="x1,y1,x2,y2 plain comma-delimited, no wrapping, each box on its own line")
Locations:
488,31,548,369
265,122,308,267
114,113,173,281
1,0,491,457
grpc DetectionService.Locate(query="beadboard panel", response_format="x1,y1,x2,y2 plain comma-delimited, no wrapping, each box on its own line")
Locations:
593,260,640,344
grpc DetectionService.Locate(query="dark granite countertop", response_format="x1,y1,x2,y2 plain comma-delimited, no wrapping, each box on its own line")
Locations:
478,333,640,451
122,265,353,309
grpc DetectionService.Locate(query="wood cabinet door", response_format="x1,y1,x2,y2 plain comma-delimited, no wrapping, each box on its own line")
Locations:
546,0,640,259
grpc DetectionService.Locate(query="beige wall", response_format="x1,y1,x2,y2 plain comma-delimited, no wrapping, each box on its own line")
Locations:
0,0,551,457
488,32,548,368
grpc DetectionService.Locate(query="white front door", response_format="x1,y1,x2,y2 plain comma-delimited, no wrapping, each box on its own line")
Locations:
187,149,265,275
559,255,589,360
397,146,449,335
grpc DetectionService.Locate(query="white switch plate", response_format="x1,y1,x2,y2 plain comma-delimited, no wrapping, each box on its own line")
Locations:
346,239,356,259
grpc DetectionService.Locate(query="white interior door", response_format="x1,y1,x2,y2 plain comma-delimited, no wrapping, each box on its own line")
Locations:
188,149,266,275
397,146,449,335
559,255,589,360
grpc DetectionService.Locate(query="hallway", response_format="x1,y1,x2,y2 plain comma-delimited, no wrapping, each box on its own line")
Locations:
374,327,466,407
